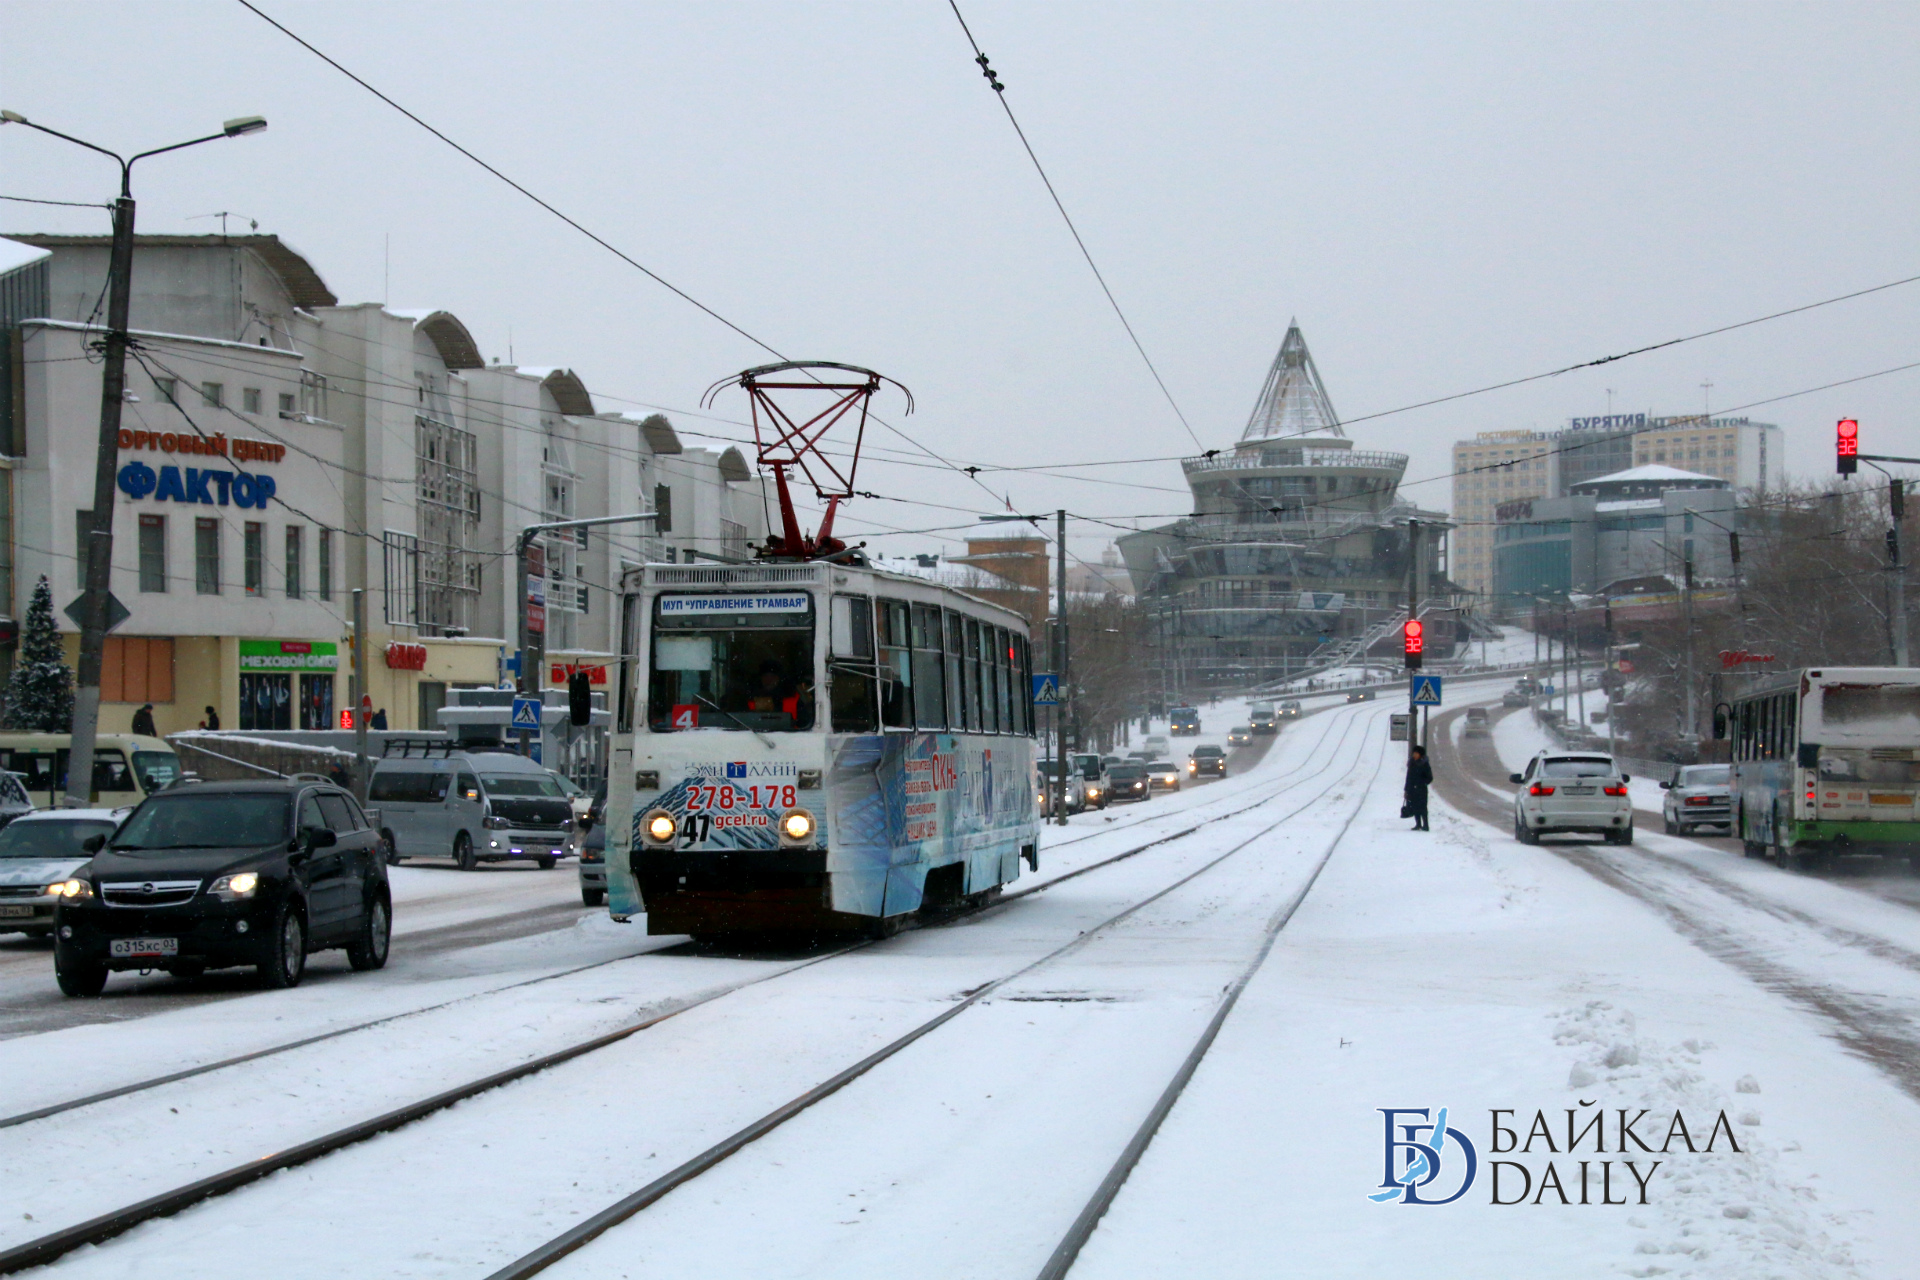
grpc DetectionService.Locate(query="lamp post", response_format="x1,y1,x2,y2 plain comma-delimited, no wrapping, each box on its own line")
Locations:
1,110,266,804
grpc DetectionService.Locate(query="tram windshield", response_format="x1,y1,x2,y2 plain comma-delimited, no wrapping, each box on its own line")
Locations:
649,593,816,733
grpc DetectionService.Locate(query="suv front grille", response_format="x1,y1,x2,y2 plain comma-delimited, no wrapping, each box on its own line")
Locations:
101,880,202,908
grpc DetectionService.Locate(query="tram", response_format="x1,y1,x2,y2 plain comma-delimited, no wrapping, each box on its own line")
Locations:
597,362,1040,936
1726,666,1920,867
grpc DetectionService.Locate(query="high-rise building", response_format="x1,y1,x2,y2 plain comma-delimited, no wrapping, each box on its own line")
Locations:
1449,429,1552,601
1626,416,1780,492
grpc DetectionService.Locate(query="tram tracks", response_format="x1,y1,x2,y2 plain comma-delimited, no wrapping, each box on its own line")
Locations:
0,708,1375,1276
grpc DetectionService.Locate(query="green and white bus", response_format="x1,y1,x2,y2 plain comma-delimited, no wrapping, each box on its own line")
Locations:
1727,667,1920,867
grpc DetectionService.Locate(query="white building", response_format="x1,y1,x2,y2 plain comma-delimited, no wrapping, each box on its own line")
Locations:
0,232,768,736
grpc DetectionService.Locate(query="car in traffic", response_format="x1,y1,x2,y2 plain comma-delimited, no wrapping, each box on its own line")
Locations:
1227,725,1252,747
0,734,182,811
1105,762,1150,802
52,778,391,995
0,772,33,829
1170,706,1202,736
1279,700,1303,719
1188,745,1227,779
1142,734,1171,759
369,747,577,869
578,790,608,906
1145,760,1182,792
1464,707,1491,738
1345,689,1377,703
1037,759,1088,817
1248,703,1278,734
1661,764,1731,835
0,807,126,939
1510,752,1634,845
1502,689,1530,708
1072,753,1113,809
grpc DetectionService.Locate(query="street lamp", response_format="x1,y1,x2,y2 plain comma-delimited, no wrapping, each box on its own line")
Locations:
1,110,266,803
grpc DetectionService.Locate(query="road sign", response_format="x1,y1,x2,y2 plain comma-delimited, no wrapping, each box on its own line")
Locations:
64,592,130,634
1410,675,1443,706
511,696,543,731
1031,674,1059,706
1390,713,1411,741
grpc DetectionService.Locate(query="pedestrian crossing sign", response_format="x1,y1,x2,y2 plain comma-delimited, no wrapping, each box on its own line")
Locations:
512,696,543,729
1410,675,1443,706
1031,674,1060,706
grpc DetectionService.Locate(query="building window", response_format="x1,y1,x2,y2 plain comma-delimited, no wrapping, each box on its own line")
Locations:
102,636,174,705
195,518,220,594
244,522,265,596
285,525,303,598
138,514,167,593
278,391,296,417
577,584,590,614
318,528,332,600
201,382,224,408
243,387,262,414
153,377,177,406
654,485,673,533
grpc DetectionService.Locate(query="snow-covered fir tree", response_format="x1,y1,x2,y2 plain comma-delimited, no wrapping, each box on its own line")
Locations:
4,576,73,731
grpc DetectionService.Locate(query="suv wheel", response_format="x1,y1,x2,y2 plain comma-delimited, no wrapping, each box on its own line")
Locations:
453,831,477,871
536,855,557,871
382,831,402,866
582,886,606,907
347,896,391,971
258,904,307,989
1663,811,1676,835
55,953,108,998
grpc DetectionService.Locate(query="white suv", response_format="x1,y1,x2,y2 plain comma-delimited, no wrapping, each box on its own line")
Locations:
1510,752,1634,845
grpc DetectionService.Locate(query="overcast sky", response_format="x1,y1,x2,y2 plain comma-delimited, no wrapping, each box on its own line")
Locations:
5,2,1917,563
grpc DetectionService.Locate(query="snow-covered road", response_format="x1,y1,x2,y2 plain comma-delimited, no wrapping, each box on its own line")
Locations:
5,682,1919,1279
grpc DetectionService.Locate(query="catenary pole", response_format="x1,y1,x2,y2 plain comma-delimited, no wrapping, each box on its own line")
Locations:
1056,508,1068,826
351,588,368,802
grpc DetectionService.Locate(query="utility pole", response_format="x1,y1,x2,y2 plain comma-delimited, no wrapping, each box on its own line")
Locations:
1682,553,1698,743
1406,519,1420,761
0,112,267,805
515,512,657,760
1889,480,1909,666
1055,508,1068,826
351,589,369,803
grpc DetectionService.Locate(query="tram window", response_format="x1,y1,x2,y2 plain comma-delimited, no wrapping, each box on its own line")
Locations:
648,600,816,733
1013,633,1032,735
962,618,982,733
980,624,1002,734
877,599,913,729
829,594,879,733
911,603,947,729
993,626,1013,733
944,611,965,729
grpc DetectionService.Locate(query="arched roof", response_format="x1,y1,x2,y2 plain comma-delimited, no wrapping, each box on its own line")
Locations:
393,309,484,370
540,369,594,416
717,446,751,482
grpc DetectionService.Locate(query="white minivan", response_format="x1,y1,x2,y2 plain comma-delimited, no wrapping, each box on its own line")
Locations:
369,748,577,870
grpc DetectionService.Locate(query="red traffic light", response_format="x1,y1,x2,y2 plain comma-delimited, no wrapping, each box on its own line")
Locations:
1838,418,1858,475
1403,618,1424,668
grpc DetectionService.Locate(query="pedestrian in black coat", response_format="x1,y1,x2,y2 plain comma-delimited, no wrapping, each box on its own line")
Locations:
130,704,156,737
1405,746,1433,831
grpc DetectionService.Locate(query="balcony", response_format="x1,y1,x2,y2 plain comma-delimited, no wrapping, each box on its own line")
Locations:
1182,446,1408,475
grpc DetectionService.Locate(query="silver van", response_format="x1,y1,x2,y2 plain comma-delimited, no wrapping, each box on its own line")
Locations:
368,747,576,870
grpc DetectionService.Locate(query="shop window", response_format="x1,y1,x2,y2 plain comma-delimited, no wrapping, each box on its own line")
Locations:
240,671,292,730
244,522,265,597
299,673,334,730
317,527,332,600
138,514,167,593
101,636,174,704
285,525,303,599
195,518,220,594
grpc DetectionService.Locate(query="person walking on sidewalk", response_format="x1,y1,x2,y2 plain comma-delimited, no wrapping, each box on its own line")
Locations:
1404,745,1433,831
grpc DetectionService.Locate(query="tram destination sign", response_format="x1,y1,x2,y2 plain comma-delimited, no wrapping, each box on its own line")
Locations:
658,594,811,616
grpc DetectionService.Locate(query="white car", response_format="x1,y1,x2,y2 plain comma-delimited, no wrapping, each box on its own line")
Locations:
0,808,129,938
1510,752,1633,845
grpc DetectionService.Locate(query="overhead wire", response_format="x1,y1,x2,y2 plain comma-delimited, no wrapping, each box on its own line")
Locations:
944,0,1202,452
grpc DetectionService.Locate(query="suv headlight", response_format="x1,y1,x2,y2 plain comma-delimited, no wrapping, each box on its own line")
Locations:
51,877,93,900
483,814,512,829
210,871,260,900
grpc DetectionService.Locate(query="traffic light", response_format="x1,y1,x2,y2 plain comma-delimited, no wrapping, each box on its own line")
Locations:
568,670,593,726
1837,418,1858,475
1403,618,1424,669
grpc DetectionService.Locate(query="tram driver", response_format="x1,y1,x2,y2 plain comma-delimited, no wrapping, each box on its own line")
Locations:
747,658,815,729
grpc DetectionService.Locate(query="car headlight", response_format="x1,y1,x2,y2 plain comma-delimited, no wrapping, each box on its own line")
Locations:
483,815,512,829
51,877,93,900
210,871,260,900
643,810,677,845
780,809,815,844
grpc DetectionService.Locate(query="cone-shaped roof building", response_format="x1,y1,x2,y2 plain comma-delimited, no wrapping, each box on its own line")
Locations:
1240,320,1343,442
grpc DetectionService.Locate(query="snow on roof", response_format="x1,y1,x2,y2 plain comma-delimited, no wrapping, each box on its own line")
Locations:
0,238,52,275
1595,498,1664,512
1583,463,1722,486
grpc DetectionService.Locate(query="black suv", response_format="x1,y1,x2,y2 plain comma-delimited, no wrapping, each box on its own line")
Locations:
53,780,390,996
1188,744,1227,778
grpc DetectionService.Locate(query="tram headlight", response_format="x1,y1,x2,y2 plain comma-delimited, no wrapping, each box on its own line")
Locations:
642,810,678,845
780,808,815,846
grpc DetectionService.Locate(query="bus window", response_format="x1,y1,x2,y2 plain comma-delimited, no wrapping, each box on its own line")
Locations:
962,618,983,733
648,595,816,732
829,595,879,734
94,750,136,794
877,599,913,729
132,750,181,792
944,611,965,729
911,604,947,729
